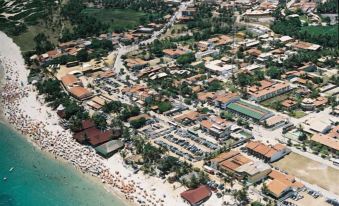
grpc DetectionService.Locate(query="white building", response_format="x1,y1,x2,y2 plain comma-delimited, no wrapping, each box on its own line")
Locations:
205,60,236,77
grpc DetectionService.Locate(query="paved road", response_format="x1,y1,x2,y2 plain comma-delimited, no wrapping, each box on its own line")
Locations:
112,0,193,81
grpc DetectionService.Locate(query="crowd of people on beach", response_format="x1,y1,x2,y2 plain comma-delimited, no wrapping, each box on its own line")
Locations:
0,56,172,206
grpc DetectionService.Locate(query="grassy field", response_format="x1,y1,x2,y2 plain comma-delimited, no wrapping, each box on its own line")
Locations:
273,152,339,195
291,110,307,118
300,25,338,36
82,8,148,31
11,24,61,52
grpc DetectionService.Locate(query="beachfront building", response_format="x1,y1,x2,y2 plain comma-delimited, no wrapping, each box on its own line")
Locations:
60,74,93,101
95,139,124,158
247,80,291,102
245,141,291,162
226,99,274,122
180,185,212,206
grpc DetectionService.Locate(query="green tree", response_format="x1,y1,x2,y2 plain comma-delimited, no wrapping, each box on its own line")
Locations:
176,53,196,65
266,66,282,79
92,113,107,129
34,33,54,54
158,101,173,113
76,49,89,62
130,117,147,129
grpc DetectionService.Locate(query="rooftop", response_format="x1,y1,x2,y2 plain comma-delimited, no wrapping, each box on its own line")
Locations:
311,133,339,151
226,100,272,120
180,185,212,205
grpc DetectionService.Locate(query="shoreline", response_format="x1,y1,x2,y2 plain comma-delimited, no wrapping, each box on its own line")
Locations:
0,31,191,206
0,32,137,206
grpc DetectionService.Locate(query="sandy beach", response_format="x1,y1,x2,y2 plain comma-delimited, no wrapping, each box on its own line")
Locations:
0,31,220,206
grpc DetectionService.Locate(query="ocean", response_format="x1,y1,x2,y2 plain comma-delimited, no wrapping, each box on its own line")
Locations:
0,122,126,206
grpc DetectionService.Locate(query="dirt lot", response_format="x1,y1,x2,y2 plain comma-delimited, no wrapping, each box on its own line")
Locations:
272,152,339,195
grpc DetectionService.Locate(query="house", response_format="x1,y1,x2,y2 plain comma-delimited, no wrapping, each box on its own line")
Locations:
180,185,212,206
290,41,321,51
162,48,187,58
266,170,304,199
214,93,240,109
226,100,274,122
264,115,288,128
246,48,262,57
197,92,216,103
125,58,148,70
311,133,339,153
74,127,114,147
61,74,81,87
247,80,291,102
60,74,93,101
195,49,220,60
205,60,236,77
95,139,124,158
301,97,328,110
211,151,252,173
200,116,232,138
245,141,291,162
121,84,153,101
174,111,204,125
279,36,293,44
68,86,93,101
281,99,298,110
235,161,272,184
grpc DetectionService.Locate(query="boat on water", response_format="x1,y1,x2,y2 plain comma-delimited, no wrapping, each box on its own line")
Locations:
3,177,7,181
9,167,14,172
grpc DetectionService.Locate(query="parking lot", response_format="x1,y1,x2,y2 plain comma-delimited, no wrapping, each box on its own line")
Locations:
283,191,333,206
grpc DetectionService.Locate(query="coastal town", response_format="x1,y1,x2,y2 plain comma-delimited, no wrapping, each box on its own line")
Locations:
0,0,338,206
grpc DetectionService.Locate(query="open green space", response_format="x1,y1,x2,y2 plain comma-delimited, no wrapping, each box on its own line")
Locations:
300,25,338,36
81,8,148,31
11,23,62,52
290,110,306,118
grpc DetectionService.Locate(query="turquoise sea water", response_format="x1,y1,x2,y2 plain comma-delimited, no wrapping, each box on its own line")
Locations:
0,123,126,206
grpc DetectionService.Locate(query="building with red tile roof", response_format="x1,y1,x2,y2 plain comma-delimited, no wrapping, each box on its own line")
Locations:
266,170,304,199
200,115,232,138
247,80,291,102
211,151,252,173
213,92,240,109
311,133,339,153
245,141,290,162
180,185,212,206
68,86,93,100
74,127,113,147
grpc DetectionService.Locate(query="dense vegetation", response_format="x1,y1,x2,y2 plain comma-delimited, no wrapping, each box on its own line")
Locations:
36,78,89,130
0,0,57,36
187,5,234,41
271,18,338,47
317,0,338,13
60,0,109,41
